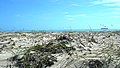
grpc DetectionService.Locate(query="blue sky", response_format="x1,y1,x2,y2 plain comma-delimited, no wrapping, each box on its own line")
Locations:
0,0,120,31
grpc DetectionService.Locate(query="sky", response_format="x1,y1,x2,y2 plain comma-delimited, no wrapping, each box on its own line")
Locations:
0,0,120,31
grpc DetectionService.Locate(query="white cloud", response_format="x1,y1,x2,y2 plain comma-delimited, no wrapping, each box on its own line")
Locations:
66,17,74,20
91,0,120,18
114,8,120,10
109,15,120,18
112,11,120,14
65,13,89,20
26,14,32,16
71,4,81,7
50,0,59,2
65,14,87,18
104,3,120,6
92,0,120,6
105,7,120,14
108,7,120,11
92,0,120,4
16,14,26,18
64,12,69,14
16,14,21,17
15,14,32,18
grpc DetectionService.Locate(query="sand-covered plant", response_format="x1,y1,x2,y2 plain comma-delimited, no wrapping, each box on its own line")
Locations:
98,42,120,68
8,41,75,68
58,32,120,68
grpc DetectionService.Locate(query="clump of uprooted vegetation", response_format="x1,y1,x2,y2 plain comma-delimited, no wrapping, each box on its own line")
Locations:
8,41,75,68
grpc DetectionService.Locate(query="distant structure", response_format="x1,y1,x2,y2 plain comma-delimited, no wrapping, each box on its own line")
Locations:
101,28,108,30
100,24,108,31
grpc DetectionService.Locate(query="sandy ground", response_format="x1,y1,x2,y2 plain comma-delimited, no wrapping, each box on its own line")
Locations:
0,31,120,68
